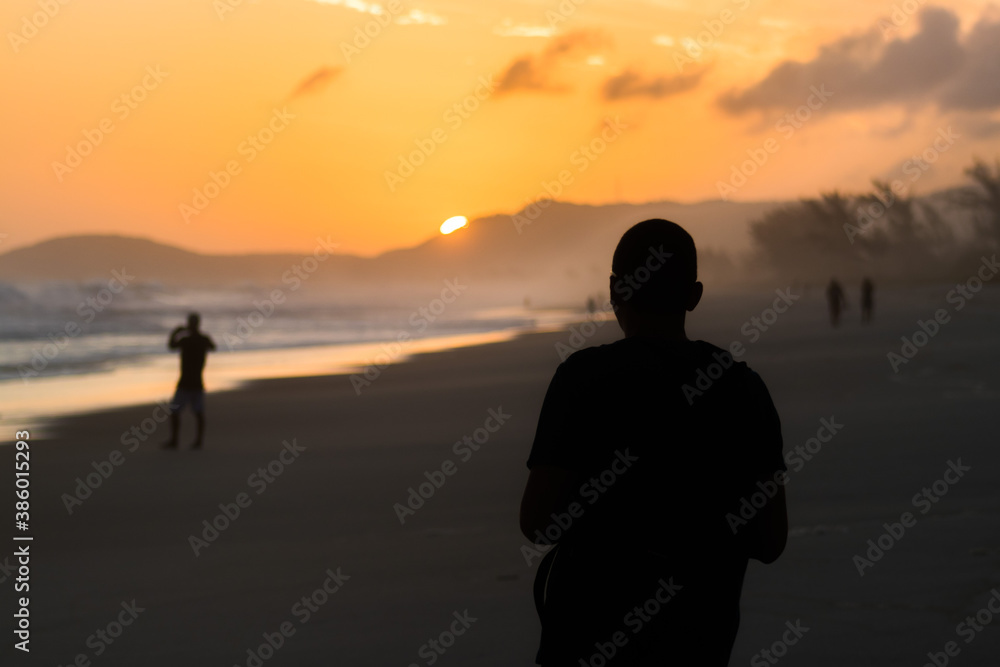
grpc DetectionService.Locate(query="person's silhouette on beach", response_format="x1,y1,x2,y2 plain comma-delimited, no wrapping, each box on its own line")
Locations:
861,277,874,324
826,278,846,328
520,219,788,666
163,313,216,449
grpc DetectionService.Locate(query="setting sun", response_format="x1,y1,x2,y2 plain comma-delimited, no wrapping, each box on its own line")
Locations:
440,215,468,235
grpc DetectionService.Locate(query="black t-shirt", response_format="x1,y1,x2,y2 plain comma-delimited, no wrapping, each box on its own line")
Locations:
175,333,214,390
526,336,785,665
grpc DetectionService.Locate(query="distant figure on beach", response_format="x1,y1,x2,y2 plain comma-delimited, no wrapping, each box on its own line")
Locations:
826,278,846,328
163,313,216,449
861,277,875,323
520,219,787,666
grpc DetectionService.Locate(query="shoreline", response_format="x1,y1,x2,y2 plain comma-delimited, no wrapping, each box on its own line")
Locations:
0,323,595,437
19,324,605,445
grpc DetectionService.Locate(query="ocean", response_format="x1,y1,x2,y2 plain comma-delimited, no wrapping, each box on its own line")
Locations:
3,276,997,431
0,281,592,427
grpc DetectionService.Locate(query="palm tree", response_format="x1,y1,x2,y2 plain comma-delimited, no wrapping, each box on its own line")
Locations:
948,158,1000,247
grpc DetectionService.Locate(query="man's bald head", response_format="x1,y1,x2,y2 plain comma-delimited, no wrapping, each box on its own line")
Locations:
611,219,698,313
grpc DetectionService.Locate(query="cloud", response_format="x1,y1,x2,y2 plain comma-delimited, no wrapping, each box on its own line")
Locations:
307,0,383,15
395,9,446,25
717,6,1000,114
494,21,557,38
289,67,343,99
602,67,708,101
940,13,1000,110
496,30,609,94
307,0,446,25
960,116,1000,139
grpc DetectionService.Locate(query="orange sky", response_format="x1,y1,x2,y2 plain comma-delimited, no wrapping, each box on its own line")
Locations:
2,0,998,256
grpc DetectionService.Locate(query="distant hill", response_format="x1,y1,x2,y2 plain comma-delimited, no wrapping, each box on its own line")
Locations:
0,199,781,302
0,235,361,286
0,192,984,305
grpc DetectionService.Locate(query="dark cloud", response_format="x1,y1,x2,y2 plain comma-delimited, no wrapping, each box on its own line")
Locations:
940,14,1000,110
496,30,608,94
289,67,343,99
957,116,1000,139
718,7,1000,114
602,67,708,101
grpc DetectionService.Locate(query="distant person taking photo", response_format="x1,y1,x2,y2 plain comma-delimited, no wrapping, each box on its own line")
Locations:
163,312,216,450
520,219,788,666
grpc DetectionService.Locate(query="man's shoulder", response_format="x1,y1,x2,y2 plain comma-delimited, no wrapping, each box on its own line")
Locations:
181,333,214,349
694,339,764,381
563,338,749,366
558,339,625,368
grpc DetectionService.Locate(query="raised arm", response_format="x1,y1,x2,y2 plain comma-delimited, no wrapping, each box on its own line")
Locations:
167,326,186,350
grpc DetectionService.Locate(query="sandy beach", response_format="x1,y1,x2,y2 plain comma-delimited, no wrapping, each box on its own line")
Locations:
6,285,1000,666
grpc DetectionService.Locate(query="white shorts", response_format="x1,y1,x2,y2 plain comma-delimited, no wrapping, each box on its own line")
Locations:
170,388,205,414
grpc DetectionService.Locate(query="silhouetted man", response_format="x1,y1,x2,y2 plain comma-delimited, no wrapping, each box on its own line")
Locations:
520,219,787,666
164,313,216,449
861,277,874,323
826,278,846,328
